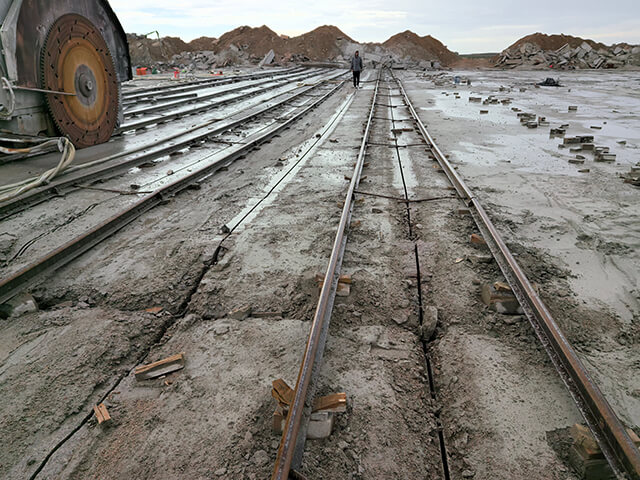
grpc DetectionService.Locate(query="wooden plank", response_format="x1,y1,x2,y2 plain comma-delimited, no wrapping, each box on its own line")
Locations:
272,378,294,406
134,352,185,380
313,393,347,413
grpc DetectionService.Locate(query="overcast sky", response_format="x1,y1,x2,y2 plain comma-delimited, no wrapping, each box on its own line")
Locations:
110,0,640,54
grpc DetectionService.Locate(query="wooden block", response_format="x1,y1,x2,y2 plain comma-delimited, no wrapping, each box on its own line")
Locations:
313,393,347,413
470,233,486,245
145,306,163,314
272,378,295,406
93,403,111,424
134,353,185,381
272,379,346,413
315,274,352,290
481,283,522,315
457,208,471,215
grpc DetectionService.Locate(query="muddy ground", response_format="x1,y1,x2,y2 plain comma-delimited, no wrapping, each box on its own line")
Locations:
0,68,638,479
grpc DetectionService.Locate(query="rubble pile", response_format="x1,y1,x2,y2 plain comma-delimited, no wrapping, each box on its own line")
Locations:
128,27,640,73
494,33,640,69
127,25,460,72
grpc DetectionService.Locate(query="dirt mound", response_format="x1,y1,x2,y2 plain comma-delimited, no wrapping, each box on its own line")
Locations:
127,34,192,65
508,32,606,52
188,36,217,51
382,30,458,66
289,25,354,60
215,25,286,57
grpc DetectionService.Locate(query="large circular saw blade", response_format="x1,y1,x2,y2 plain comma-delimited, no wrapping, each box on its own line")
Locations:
41,14,119,148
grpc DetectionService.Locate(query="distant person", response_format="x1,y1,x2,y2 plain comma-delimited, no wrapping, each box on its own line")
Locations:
350,51,363,88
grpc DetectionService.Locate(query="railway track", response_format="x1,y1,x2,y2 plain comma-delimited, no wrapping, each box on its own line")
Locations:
121,67,304,103
0,72,348,304
1,66,637,479
271,67,640,479
0,69,341,219
120,69,320,124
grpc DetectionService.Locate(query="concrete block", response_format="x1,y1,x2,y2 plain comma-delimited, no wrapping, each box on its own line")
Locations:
306,411,335,439
420,306,438,341
581,41,593,53
258,49,275,67
0,292,38,319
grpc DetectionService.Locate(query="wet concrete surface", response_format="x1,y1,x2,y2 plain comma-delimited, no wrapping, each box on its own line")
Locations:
0,67,638,479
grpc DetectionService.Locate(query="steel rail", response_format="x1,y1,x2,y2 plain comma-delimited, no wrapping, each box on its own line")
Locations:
0,71,347,220
271,69,382,479
122,69,319,121
122,67,303,100
0,79,347,305
393,71,640,480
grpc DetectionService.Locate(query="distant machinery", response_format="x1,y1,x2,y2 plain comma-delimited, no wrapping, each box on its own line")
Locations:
0,0,131,148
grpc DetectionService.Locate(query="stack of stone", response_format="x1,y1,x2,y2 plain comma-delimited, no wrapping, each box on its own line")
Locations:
494,41,640,69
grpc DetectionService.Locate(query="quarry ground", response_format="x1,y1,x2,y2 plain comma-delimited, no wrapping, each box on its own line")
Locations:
0,68,638,480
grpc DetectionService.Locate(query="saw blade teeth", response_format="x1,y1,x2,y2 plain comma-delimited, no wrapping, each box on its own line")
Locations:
41,14,119,149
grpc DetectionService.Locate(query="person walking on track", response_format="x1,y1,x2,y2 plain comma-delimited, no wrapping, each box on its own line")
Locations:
351,50,363,88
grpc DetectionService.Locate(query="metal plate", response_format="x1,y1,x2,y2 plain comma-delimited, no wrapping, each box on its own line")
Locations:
41,14,119,147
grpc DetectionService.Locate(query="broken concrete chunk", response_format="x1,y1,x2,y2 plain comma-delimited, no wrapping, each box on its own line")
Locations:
420,306,438,341
0,232,16,262
0,292,38,319
134,352,185,381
